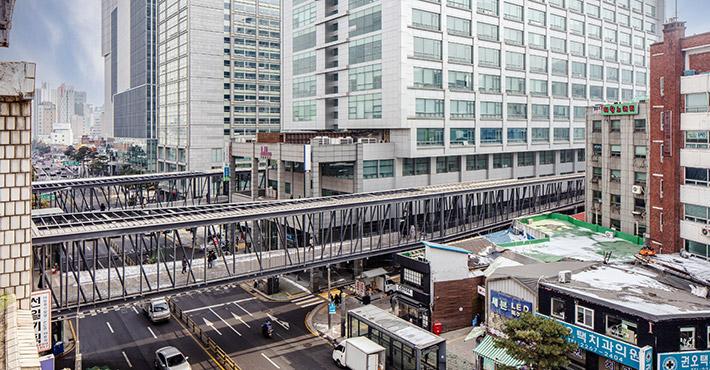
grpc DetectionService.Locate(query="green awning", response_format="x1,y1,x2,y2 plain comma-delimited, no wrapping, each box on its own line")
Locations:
473,335,525,368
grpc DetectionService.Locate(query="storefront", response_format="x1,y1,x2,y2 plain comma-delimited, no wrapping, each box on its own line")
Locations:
473,336,524,370
347,305,446,370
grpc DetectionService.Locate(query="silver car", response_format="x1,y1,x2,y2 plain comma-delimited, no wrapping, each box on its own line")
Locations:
155,346,191,370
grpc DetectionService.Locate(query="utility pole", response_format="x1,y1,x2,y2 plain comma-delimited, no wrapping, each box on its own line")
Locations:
327,265,332,333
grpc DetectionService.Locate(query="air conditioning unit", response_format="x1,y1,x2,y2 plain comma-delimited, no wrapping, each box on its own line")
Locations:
312,136,330,145
357,138,378,144
632,185,644,195
558,270,572,283
591,177,599,184
462,140,469,146
703,226,710,236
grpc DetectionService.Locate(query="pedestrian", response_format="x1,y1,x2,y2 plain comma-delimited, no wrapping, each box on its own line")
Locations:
338,291,343,306
181,257,188,274
207,250,215,268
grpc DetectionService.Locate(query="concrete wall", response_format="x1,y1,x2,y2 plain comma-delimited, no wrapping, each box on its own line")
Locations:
0,62,34,310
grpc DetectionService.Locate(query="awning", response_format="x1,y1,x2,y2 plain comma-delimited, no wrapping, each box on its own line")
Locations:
473,336,524,368
359,267,389,279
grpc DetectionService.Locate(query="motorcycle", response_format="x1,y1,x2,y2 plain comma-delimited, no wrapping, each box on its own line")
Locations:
261,320,274,338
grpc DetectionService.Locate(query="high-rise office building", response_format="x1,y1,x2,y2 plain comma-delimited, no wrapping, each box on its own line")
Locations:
648,20,710,256
102,0,158,171
156,0,280,171
260,0,664,196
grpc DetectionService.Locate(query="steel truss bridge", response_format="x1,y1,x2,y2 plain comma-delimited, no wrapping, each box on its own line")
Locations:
31,174,584,318
31,169,260,213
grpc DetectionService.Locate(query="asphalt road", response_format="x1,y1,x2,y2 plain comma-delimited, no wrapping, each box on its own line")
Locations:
56,304,216,370
172,285,340,370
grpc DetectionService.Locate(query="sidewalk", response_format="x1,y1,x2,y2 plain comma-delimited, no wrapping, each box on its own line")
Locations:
307,294,392,342
240,275,312,302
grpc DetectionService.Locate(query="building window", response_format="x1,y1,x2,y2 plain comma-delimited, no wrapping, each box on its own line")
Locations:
530,55,547,73
449,71,474,91
480,102,503,119
531,104,549,120
686,131,710,149
363,160,393,179
634,146,647,159
575,305,594,329
402,158,431,176
506,77,526,95
413,37,442,60
518,152,534,167
403,268,423,287
539,151,555,165
481,128,503,144
448,0,472,10
416,128,444,146
610,144,621,157
477,0,499,15
528,8,545,26
554,127,570,142
450,128,475,145
478,47,501,67
479,74,501,93
504,28,524,46
451,100,475,119
551,298,566,319
574,128,585,142
532,128,549,143
293,101,316,121
349,34,382,64
412,9,440,31
492,153,513,168
593,144,603,156
560,149,574,163
436,156,461,173
349,93,382,119
552,59,568,76
449,42,473,64
506,51,525,70
414,67,442,89
503,2,523,21
610,120,621,133
508,103,527,119
685,204,710,224
415,98,444,118
687,167,710,187
635,171,647,185
466,154,488,171
530,79,548,96
477,22,498,41
507,128,527,144
687,93,710,112
606,315,638,344
528,32,546,49
448,16,472,36
349,5,382,37
634,119,646,132
680,327,696,351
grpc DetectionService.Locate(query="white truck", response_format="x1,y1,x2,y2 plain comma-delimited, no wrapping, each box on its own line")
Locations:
332,336,385,370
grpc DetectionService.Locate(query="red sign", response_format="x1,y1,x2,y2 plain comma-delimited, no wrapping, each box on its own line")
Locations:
259,146,272,159
601,102,638,116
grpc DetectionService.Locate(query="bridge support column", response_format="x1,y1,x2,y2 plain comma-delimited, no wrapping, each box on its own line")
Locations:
0,62,35,309
309,268,322,292
250,154,259,201
266,277,280,295
277,160,287,200
311,162,321,197
353,259,364,279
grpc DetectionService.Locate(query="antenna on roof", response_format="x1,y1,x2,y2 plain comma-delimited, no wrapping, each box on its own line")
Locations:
675,0,678,19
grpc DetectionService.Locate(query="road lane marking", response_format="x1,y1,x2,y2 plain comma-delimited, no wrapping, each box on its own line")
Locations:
231,312,250,328
280,276,312,294
182,297,255,313
203,317,222,336
261,353,281,369
233,302,253,317
209,308,242,336
147,326,158,339
292,296,323,308
132,306,139,314
266,313,290,330
172,311,228,370
106,322,114,334
122,351,133,368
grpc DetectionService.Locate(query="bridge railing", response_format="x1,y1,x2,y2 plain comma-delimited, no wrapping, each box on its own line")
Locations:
33,174,585,316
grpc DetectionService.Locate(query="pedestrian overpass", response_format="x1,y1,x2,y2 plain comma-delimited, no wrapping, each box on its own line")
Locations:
31,173,585,319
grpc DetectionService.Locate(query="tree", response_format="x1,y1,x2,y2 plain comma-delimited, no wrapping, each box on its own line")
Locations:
64,145,76,158
494,312,577,370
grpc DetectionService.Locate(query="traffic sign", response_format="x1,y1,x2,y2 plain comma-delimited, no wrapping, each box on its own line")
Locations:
328,302,336,315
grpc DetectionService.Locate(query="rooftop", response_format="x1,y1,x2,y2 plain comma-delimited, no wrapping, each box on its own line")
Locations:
542,264,710,321
495,213,643,263
348,305,444,349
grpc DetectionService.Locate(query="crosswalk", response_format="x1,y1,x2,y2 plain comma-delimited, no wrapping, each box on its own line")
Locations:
291,294,325,308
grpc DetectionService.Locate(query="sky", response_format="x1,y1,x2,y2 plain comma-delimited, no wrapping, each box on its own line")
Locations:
0,0,708,108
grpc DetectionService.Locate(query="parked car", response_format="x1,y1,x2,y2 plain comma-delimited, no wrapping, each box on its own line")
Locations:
143,297,171,323
155,346,190,370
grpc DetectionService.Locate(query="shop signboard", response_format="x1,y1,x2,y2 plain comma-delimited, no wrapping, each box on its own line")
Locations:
540,314,651,369
489,290,532,319
31,290,52,352
658,350,710,370
601,102,639,116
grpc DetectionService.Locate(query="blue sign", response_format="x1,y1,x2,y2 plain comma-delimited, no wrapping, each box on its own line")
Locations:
541,314,651,369
489,290,532,319
328,302,336,315
659,350,710,370
223,165,230,180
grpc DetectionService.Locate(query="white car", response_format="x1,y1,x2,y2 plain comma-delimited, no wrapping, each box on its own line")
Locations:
144,298,171,323
155,346,191,370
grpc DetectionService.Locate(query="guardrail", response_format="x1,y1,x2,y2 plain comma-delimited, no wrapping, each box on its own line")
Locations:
168,299,240,370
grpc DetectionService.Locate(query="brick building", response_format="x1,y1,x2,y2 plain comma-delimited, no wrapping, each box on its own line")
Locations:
648,21,710,257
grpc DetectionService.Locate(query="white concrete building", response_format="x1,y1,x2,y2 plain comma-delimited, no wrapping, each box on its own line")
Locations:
254,0,664,197
50,123,73,146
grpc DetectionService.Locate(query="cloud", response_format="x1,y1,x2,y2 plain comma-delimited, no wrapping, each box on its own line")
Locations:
0,0,103,106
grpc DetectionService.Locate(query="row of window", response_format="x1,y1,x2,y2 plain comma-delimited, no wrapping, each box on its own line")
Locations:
590,143,647,158
413,39,649,86
402,150,583,176
591,119,647,133
417,127,584,146
412,8,654,45
415,99,590,121
590,167,647,184
431,0,658,22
